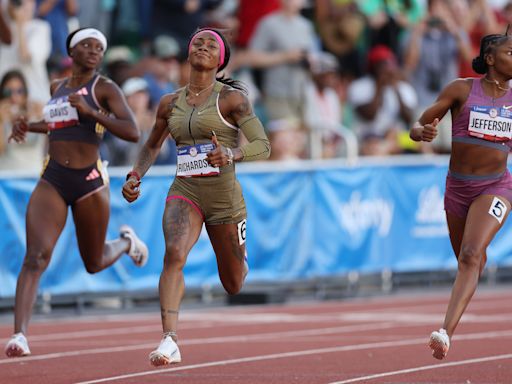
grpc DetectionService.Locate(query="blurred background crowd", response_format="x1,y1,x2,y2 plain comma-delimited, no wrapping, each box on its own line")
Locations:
1,0,512,170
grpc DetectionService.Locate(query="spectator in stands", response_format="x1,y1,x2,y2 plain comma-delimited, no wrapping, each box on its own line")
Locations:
248,0,317,122
103,76,177,166
314,0,365,78
235,0,279,49
410,31,512,361
4,28,148,358
266,116,306,160
103,45,136,86
0,5,11,43
101,77,152,166
0,0,51,104
76,0,114,41
143,34,181,107
0,69,44,169
304,51,348,159
36,0,78,59
403,0,472,153
46,53,72,81
122,28,270,367
456,0,500,78
347,44,418,156
150,0,223,54
359,0,424,57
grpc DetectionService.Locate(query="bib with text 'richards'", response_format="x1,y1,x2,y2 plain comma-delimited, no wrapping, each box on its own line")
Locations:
468,105,512,142
176,143,220,177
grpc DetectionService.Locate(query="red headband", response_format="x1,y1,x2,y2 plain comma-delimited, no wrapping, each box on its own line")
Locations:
188,30,226,68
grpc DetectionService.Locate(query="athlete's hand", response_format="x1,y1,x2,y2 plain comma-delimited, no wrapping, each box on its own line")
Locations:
8,116,28,144
421,118,439,142
206,132,227,168
68,93,94,116
122,177,141,203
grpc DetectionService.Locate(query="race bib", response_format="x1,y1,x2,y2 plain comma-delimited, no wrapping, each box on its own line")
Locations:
43,96,79,130
468,105,512,142
176,143,219,177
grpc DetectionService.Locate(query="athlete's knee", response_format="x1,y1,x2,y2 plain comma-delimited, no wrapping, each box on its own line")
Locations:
84,261,103,274
163,244,187,270
458,244,482,270
220,275,244,295
23,249,51,273
82,251,104,274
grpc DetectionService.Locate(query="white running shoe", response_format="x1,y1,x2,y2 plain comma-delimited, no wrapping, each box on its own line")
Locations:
429,328,450,360
120,225,149,267
5,333,31,357
149,335,182,366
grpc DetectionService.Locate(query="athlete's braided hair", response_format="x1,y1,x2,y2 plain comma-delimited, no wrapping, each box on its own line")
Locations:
472,25,511,74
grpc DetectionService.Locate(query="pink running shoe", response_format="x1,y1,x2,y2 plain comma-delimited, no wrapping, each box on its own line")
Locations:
428,328,450,360
5,333,31,357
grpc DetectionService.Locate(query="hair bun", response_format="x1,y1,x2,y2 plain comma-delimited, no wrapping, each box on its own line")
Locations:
472,56,487,74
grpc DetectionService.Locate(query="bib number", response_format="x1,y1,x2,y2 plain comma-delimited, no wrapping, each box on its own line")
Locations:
488,196,508,224
237,219,246,245
176,143,219,177
468,106,512,142
44,96,79,129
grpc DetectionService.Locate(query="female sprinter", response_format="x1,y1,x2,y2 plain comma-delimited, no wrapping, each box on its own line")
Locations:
410,31,512,360
5,28,148,357
122,28,270,366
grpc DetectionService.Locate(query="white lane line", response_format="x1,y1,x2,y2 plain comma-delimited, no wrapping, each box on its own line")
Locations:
0,321,402,365
3,309,511,346
328,353,512,384
4,305,512,345
74,333,512,384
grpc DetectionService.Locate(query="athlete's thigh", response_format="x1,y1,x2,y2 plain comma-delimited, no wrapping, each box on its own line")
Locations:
446,212,465,257
71,186,110,260
461,194,511,251
162,198,204,257
206,222,246,274
26,180,68,253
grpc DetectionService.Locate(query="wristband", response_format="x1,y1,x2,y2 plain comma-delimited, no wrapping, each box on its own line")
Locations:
226,147,234,165
126,170,141,181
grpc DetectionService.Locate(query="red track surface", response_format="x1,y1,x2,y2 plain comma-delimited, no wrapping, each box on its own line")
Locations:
1,287,511,384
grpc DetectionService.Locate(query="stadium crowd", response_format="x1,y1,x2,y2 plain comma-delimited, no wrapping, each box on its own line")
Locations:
1,0,511,170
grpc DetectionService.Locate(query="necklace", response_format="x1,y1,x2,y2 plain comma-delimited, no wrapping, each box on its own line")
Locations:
483,77,510,92
187,82,214,97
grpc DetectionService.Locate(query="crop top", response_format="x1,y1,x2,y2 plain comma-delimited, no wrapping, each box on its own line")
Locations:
44,74,105,145
452,78,512,152
167,81,270,161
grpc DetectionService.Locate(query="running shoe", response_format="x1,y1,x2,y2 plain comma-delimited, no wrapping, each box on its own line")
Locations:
428,328,450,360
4,333,31,357
149,335,182,366
120,225,149,267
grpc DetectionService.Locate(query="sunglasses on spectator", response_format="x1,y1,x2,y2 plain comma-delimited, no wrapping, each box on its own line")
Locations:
2,87,27,97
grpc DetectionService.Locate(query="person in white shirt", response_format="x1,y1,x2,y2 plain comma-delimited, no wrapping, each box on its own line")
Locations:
347,44,418,156
0,0,51,104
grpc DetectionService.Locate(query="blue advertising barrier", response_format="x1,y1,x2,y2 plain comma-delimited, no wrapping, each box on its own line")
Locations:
1,157,511,298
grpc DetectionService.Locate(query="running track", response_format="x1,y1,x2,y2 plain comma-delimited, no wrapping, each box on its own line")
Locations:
1,287,511,384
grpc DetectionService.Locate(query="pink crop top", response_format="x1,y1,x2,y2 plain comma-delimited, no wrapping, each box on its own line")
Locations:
451,78,512,152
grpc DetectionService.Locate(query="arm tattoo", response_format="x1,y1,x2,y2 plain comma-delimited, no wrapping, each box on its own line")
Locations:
233,100,251,120
134,145,154,175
